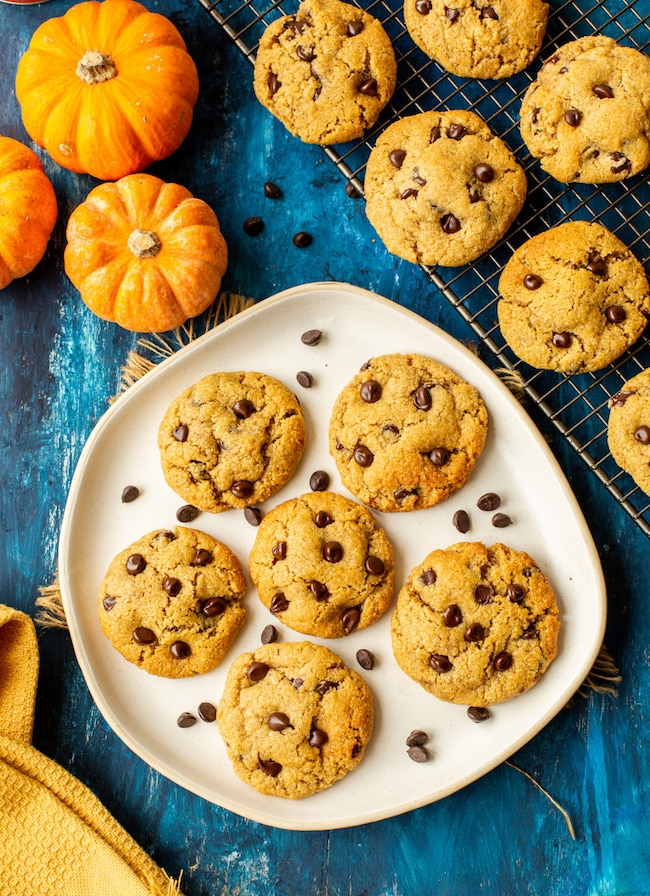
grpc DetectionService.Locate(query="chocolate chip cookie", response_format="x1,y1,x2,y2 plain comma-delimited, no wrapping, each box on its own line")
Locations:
158,371,307,513
497,221,650,373
98,527,247,678
391,541,560,706
520,35,650,183
249,491,395,638
364,110,527,267
608,368,650,496
404,0,549,80
329,353,488,512
217,640,374,798
253,0,397,145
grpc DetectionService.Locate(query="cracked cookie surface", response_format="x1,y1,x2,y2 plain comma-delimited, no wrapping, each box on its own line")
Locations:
98,527,247,678
497,221,650,373
253,0,396,145
217,640,374,798
329,353,488,513
390,541,560,706
404,0,549,80
608,368,650,497
520,35,650,184
364,110,527,267
158,371,306,513
249,491,395,638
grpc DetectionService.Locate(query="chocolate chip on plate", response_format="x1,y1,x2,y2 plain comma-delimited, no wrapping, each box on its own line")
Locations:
301,329,322,345
477,492,501,511
177,504,199,522
121,485,140,503
310,469,330,491
177,712,197,728
356,648,375,670
198,702,217,723
296,370,313,388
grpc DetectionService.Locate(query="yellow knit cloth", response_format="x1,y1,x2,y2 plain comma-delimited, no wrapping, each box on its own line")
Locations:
0,604,182,896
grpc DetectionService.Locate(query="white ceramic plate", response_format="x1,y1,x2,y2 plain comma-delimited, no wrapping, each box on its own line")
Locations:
59,282,607,830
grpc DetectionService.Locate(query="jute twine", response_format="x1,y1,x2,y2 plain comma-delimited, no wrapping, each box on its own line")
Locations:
35,293,620,841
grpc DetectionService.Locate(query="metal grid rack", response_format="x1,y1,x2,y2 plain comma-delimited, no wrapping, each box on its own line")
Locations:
196,0,650,537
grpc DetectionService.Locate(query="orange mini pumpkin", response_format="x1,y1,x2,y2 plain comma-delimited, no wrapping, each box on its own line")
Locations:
64,173,228,332
15,0,199,181
0,135,58,290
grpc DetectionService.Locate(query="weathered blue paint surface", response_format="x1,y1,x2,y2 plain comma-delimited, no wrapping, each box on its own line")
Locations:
0,1,649,893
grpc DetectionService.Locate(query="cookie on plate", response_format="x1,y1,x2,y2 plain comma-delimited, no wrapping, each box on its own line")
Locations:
390,541,560,706
98,527,247,678
608,368,650,496
249,491,394,637
329,353,488,512
520,35,650,183
364,110,527,267
217,640,374,799
404,0,549,80
253,0,397,145
497,221,650,373
158,371,306,513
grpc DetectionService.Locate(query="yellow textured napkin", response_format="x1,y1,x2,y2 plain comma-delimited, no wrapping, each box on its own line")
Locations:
0,604,182,896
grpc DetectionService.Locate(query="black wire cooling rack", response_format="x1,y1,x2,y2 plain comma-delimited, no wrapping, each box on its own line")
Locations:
196,0,650,537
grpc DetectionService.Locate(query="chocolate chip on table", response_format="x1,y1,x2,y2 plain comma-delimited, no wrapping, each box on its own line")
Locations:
292,231,312,248
356,648,374,670
406,729,428,748
121,485,139,503
261,624,278,644
492,512,512,528
296,370,313,388
467,706,491,723
198,702,217,723
177,504,199,522
453,509,470,533
477,492,500,511
345,181,362,199
177,712,197,728
310,469,329,491
243,216,264,236
407,745,429,763
244,506,262,526
301,328,322,345
264,181,282,199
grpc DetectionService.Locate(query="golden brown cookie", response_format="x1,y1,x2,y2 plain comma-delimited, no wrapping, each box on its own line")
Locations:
158,371,306,513
364,110,527,267
520,36,650,183
329,353,488,512
253,0,396,145
497,221,650,373
249,491,394,637
390,541,560,706
98,527,247,678
607,368,650,496
404,0,549,80
217,640,374,799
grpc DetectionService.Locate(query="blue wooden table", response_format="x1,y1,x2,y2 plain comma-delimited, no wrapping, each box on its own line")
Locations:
1,0,648,893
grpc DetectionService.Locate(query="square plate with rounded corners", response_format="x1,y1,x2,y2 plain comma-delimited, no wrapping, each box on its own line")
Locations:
59,282,606,830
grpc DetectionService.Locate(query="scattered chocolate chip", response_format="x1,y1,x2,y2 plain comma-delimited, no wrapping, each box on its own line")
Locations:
634,425,650,443
271,593,289,614
315,510,333,528
365,556,385,575
443,604,462,627
474,163,494,183
347,19,364,35
389,148,406,169
464,622,485,642
429,447,450,466
345,181,362,198
420,568,437,585
406,729,428,747
429,653,452,672
467,706,491,722
360,379,382,402
243,216,264,236
310,727,329,747
593,84,614,99
473,584,492,605
163,576,182,596
310,469,330,491
441,213,461,233
170,641,190,659
507,583,525,603
523,273,543,290
415,0,432,13
177,504,199,522
268,711,292,731
244,506,262,526
492,512,512,528
342,606,361,634
413,385,432,410
264,181,282,199
292,231,312,248
323,541,343,562
231,480,254,499
247,661,270,681
309,580,329,601
200,597,226,617
198,702,217,722
605,306,626,323
121,485,139,503
356,648,374,670
452,509,470,533
354,445,374,467
272,541,287,561
126,553,146,575
359,77,378,96
494,651,513,671
301,329,322,345
172,424,188,442
259,757,282,777
564,109,582,127
177,712,197,728
133,626,156,644
477,492,501,511
233,398,254,418
408,745,429,762
102,595,116,611
552,331,572,348
296,370,313,388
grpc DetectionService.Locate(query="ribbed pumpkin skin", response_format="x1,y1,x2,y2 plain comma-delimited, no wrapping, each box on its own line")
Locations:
64,173,228,332
0,136,58,290
15,0,199,181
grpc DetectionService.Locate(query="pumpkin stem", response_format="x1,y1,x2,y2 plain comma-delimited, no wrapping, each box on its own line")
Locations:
128,229,163,258
76,50,118,84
